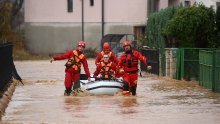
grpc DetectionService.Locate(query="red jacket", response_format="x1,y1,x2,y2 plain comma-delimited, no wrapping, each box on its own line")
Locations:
53,49,90,78
118,50,147,73
95,51,118,65
93,60,117,78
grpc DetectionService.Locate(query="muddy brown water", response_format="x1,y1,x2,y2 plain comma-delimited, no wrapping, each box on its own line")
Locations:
1,59,220,124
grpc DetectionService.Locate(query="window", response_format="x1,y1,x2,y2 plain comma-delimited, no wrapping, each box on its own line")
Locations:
168,0,178,7
90,0,94,6
67,0,73,12
134,26,146,41
147,0,159,16
184,0,190,7
217,2,220,7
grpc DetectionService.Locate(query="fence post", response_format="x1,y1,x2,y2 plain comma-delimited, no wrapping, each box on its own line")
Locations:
180,48,185,80
212,50,216,92
175,48,180,80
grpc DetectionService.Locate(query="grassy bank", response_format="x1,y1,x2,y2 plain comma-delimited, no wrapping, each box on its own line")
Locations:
6,32,50,60
13,41,50,60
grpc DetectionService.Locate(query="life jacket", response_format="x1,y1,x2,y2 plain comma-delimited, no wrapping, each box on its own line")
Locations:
122,51,139,72
100,51,112,61
100,61,114,79
65,50,84,71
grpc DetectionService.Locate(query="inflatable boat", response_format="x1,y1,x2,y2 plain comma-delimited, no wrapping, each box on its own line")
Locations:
80,75,124,95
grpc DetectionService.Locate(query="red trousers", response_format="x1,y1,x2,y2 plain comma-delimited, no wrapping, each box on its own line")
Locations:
65,69,80,89
122,72,138,87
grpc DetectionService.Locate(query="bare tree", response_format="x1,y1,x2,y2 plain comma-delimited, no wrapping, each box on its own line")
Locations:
0,0,24,40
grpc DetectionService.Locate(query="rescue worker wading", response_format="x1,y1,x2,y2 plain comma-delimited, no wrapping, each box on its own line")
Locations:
95,42,118,66
118,41,152,96
50,41,91,96
93,54,117,80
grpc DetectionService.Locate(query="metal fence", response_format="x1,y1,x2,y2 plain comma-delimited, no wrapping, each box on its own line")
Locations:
0,42,21,94
140,49,159,75
175,48,216,81
199,50,220,92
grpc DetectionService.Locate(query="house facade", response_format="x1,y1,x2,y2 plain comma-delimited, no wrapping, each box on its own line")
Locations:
25,0,217,54
25,0,149,54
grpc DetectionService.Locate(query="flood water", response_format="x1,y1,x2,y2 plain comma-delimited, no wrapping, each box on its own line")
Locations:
1,59,220,124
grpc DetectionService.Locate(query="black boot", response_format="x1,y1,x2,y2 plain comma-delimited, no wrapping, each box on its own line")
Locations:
121,81,131,95
130,84,137,96
122,81,129,91
64,88,72,96
73,79,80,90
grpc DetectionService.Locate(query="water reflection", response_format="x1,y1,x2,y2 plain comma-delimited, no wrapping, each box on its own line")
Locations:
64,97,89,113
119,97,138,107
117,97,138,115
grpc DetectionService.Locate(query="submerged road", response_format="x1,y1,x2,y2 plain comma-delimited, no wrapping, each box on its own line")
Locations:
1,59,220,124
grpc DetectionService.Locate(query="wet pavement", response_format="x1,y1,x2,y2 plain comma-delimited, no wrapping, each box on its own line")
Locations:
1,59,220,124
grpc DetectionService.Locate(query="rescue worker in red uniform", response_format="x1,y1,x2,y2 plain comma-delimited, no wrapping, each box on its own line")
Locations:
93,54,117,80
50,41,91,96
95,42,118,66
118,41,152,96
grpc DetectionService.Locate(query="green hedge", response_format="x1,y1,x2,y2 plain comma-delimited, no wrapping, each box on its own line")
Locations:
163,4,217,48
144,5,182,75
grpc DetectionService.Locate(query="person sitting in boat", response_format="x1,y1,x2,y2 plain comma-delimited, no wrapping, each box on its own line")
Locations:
50,41,91,96
95,42,118,66
93,54,117,80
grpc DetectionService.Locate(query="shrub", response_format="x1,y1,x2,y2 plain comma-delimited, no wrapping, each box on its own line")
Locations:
163,3,217,48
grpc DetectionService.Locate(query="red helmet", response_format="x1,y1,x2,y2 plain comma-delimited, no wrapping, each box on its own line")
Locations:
122,41,131,47
78,41,86,47
103,42,110,51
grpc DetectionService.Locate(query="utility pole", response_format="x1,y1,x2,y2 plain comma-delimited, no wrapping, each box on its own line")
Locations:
81,0,84,41
101,0,105,39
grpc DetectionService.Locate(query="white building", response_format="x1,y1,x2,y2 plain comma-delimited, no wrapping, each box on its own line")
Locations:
25,0,216,54
25,0,149,54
